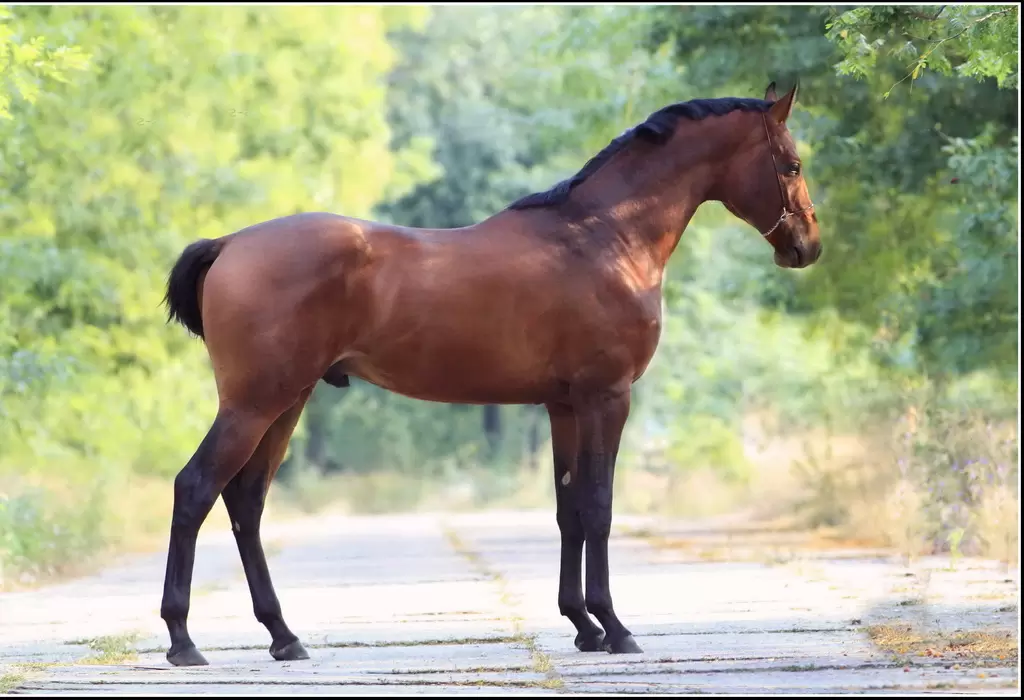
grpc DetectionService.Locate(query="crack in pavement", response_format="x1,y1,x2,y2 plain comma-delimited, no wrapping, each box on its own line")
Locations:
441,523,564,691
133,635,521,655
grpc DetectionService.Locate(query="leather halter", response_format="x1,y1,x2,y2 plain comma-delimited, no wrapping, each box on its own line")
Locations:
759,112,814,238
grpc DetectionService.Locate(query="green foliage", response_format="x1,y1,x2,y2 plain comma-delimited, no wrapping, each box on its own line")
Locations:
0,484,105,584
0,4,90,118
381,6,565,227
793,387,1018,560
826,5,1019,94
915,131,1018,376
0,5,435,584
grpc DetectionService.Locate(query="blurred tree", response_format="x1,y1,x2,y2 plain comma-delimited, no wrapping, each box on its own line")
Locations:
0,5,89,119
1,5,434,478
824,4,1019,379
1,5,90,404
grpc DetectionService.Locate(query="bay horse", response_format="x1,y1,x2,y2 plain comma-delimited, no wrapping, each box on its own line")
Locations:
159,82,821,666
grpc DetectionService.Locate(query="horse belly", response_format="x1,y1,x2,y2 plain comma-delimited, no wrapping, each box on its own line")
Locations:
343,329,558,405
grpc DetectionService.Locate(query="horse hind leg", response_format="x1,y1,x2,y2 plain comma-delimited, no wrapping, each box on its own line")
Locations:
220,388,313,661
160,405,282,667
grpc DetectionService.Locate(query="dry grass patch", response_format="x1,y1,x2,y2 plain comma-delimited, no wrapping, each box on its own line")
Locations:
866,624,1018,663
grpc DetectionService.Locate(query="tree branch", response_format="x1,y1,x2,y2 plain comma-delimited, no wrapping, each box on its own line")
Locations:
905,6,947,22
886,6,1017,98
918,7,1015,64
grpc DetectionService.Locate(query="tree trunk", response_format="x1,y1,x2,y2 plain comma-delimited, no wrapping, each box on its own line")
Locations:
527,405,543,470
483,405,501,458
305,400,329,472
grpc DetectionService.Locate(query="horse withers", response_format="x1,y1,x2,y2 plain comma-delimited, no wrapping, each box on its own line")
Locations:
159,82,820,666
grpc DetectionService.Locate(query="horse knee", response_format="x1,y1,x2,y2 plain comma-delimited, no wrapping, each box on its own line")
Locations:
171,466,219,529
172,410,275,526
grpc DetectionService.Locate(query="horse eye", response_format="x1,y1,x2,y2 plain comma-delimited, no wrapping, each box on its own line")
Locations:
787,163,801,176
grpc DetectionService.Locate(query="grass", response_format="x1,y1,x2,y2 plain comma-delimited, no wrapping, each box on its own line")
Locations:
786,407,1018,565
0,662,61,694
622,406,1009,572
0,672,26,694
1,465,295,593
278,466,448,516
66,633,143,665
865,624,1019,663
623,519,888,568
969,592,1013,601
0,472,206,592
274,431,789,527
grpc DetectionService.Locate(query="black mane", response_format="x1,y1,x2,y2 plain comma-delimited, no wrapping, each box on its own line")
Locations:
509,97,772,211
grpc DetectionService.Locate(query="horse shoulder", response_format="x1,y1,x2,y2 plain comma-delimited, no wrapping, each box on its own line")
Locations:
598,257,665,381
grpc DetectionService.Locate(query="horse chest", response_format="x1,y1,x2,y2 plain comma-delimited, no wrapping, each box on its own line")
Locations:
624,295,664,380
558,285,663,388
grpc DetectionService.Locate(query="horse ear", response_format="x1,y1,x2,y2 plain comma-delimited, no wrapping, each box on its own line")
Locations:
768,82,797,124
764,81,778,102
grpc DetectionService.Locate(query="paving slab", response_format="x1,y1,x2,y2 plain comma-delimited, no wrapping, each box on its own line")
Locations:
1,510,1018,694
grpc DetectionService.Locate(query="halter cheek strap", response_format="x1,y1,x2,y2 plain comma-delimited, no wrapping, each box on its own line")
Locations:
760,113,814,238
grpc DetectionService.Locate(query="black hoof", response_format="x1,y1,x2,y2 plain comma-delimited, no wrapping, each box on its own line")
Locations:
574,630,606,652
270,639,310,661
604,634,643,654
167,644,209,667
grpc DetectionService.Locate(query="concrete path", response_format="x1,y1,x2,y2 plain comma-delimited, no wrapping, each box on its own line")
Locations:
1,511,1018,694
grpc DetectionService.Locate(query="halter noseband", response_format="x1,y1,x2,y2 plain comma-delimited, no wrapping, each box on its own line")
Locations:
759,112,814,238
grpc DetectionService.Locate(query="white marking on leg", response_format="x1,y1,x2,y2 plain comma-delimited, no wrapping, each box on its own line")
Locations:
561,472,571,486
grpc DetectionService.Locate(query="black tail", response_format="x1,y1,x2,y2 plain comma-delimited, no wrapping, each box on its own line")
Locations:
164,238,224,340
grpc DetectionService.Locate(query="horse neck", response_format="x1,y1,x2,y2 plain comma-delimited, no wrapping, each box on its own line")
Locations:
569,115,747,279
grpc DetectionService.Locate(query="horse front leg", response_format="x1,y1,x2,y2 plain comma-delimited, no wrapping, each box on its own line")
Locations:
574,387,642,654
547,403,606,651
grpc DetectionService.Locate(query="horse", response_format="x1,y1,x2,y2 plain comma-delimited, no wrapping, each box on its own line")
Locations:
159,82,821,666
